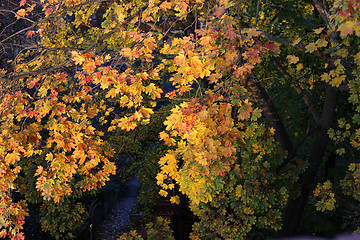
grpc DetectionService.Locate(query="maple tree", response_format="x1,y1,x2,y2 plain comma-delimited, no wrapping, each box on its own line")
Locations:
2,0,360,239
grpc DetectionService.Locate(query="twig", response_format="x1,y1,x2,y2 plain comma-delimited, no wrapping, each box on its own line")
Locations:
206,231,217,240
254,0,261,28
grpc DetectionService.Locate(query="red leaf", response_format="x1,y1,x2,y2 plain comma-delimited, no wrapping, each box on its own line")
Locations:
45,8,52,16
26,31,35,37
266,43,276,51
20,0,26,6
27,79,38,89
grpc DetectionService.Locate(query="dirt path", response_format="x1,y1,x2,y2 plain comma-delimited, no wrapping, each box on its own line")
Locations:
94,176,140,240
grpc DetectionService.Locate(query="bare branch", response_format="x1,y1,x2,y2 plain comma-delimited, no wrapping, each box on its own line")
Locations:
247,74,293,153
270,57,321,123
336,195,360,213
0,23,37,44
259,30,306,51
294,86,321,122
277,125,319,172
254,0,261,28
312,0,331,26
0,9,35,24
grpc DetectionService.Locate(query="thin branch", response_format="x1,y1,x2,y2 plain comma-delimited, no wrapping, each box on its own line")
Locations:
92,4,150,47
2,61,71,81
247,74,293,153
335,195,360,213
270,57,321,123
259,30,306,51
277,125,319,172
237,0,242,33
312,0,331,27
294,86,321,122
254,0,261,28
159,4,199,41
0,23,37,44
0,9,36,24
238,18,308,52
206,231,217,240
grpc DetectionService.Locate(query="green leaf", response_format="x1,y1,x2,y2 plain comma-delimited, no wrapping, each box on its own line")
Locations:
305,42,317,53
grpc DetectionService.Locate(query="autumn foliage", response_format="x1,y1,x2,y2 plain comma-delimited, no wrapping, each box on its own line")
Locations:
2,0,360,239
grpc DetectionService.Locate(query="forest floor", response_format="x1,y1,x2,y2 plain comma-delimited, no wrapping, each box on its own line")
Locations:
94,176,141,240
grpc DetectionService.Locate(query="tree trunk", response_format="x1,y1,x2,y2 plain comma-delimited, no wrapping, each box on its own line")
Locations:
278,85,338,237
247,76,293,153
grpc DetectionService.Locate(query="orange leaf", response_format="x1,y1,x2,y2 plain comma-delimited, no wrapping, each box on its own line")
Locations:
213,7,225,18
174,54,186,66
5,152,20,164
120,47,132,58
160,1,172,10
199,35,212,46
144,37,156,51
238,100,253,120
339,21,355,37
83,60,96,73
16,9,26,19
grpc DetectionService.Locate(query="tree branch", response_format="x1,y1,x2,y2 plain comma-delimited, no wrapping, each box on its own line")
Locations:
279,84,338,237
254,0,261,28
335,195,360,213
270,57,321,123
312,0,331,26
277,125,318,172
247,74,293,153
259,30,306,51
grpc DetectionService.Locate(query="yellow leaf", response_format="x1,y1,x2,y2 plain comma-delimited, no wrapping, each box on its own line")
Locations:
170,196,180,204
339,21,355,38
316,39,328,48
144,37,156,51
296,63,303,71
140,107,153,118
106,88,119,98
332,75,346,87
35,166,43,176
159,189,168,197
160,44,171,54
159,153,177,166
160,131,169,141
321,72,331,82
113,3,125,22
5,152,20,164
71,51,85,65
174,54,186,66
189,56,202,67
287,55,299,64
243,28,261,38
305,43,317,53
313,27,324,34
292,38,302,46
